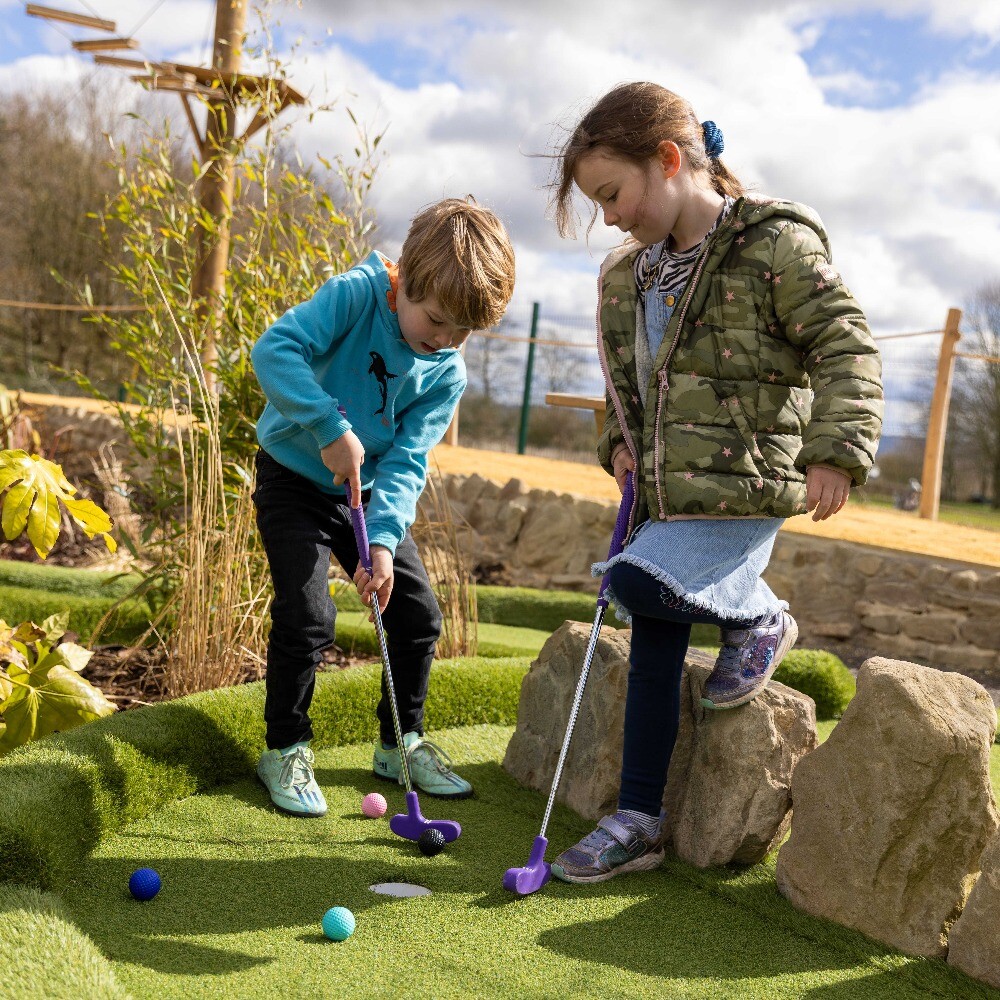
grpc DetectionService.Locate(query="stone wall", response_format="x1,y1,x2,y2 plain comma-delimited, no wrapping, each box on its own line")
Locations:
443,472,1000,686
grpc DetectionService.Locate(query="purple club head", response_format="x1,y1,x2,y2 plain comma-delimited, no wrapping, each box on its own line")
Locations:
503,835,552,895
390,791,461,843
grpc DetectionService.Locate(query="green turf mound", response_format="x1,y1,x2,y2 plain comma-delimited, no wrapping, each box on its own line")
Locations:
774,649,856,720
0,558,142,598
0,657,529,890
1,882,128,999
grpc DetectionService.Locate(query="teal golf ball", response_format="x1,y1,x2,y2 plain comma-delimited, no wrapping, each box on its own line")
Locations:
322,906,355,942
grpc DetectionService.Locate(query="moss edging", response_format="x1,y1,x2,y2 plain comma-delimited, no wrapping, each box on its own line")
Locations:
0,656,530,890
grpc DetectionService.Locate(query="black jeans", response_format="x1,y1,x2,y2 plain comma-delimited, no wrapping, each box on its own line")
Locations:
607,562,759,816
252,448,442,750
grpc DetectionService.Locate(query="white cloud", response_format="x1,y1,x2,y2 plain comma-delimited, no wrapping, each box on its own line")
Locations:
3,0,999,347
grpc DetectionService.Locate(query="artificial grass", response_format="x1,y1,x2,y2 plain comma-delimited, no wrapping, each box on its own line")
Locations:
1,883,128,999
0,582,152,645
773,650,856,720
0,558,141,598
334,610,551,659
17,725,1000,999
0,658,530,890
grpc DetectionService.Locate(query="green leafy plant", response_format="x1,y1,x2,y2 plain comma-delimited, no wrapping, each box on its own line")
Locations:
0,612,115,753
0,444,118,753
0,449,116,558
67,57,380,668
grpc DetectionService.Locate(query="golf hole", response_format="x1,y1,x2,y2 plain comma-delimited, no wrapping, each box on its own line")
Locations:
369,882,431,897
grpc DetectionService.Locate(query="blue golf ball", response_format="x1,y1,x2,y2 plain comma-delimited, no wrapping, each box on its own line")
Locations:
322,906,355,942
129,867,161,901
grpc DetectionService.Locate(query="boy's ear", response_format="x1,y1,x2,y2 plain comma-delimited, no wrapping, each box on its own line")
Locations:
656,140,682,179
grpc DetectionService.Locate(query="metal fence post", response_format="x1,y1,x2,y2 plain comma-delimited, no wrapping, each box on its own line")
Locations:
517,302,540,454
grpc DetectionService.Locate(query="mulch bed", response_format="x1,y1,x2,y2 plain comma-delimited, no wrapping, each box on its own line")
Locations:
81,643,374,712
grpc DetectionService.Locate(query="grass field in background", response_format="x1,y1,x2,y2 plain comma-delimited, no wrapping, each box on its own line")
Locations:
858,495,1000,532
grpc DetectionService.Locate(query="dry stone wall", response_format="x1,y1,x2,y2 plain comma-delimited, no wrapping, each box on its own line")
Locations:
442,473,1000,685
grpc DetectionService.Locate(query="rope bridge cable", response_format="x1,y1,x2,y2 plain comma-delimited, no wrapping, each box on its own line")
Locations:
872,329,943,341
956,352,1000,365
474,326,946,351
0,299,144,312
471,328,593,350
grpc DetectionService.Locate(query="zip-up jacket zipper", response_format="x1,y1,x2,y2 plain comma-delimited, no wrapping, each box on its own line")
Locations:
651,221,728,518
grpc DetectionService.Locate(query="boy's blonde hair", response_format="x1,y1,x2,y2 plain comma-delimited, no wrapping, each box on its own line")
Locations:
398,197,515,330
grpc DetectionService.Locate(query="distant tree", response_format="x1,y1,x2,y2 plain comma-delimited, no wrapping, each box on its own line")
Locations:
947,282,1000,506
0,84,143,392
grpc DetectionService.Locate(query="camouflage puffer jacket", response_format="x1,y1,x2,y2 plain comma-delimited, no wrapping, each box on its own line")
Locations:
597,195,883,525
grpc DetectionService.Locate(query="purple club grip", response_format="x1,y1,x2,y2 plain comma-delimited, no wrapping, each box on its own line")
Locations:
345,482,372,574
336,404,372,574
598,471,635,607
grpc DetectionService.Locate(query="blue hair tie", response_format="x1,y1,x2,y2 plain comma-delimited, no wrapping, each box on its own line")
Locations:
702,120,724,159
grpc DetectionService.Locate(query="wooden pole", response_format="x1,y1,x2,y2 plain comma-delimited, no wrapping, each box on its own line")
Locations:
919,308,962,520
191,0,248,394
443,407,460,445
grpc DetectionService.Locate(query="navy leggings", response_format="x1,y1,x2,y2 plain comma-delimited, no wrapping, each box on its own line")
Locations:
607,562,760,817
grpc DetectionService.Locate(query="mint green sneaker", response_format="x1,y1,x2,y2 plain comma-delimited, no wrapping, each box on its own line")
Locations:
372,732,473,799
256,743,327,817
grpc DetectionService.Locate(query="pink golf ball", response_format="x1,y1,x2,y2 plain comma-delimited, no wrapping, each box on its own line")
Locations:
362,792,387,818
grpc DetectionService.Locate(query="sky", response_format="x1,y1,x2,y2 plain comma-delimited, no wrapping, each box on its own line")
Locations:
2,0,999,432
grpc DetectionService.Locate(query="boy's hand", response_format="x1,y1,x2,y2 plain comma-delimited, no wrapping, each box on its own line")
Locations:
354,545,393,617
321,430,365,502
611,445,636,496
806,465,852,521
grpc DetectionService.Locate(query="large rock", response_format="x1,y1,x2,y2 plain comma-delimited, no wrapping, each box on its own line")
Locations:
503,620,630,820
668,677,817,867
948,829,1000,988
503,621,817,866
775,657,999,958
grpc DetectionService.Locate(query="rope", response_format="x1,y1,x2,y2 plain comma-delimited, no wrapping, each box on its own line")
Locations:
872,329,943,341
0,299,143,313
956,351,1000,365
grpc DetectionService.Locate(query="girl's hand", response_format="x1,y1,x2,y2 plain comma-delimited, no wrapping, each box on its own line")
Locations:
611,445,635,496
354,545,394,617
806,465,852,521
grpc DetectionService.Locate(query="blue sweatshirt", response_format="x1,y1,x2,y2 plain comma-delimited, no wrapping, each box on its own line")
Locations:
251,251,467,555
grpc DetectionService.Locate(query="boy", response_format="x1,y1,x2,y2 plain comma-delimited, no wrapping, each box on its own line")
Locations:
251,197,515,816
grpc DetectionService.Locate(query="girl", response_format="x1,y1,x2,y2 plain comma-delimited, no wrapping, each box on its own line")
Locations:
549,82,882,884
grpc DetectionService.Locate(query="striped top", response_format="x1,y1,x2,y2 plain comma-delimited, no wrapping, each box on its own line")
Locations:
633,195,735,297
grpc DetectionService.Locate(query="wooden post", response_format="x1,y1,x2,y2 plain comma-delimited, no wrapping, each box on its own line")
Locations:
443,408,459,445
191,0,248,394
919,308,962,520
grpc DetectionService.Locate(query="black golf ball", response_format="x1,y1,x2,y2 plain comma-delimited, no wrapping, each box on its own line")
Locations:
417,829,446,856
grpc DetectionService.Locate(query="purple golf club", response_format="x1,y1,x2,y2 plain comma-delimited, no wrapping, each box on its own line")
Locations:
339,407,460,844
503,471,635,895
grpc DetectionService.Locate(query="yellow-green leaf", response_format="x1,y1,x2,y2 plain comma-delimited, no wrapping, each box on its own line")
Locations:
0,450,115,557
62,496,117,553
0,664,115,754
53,642,93,674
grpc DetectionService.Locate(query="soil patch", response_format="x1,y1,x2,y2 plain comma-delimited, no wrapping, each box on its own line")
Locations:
81,643,373,711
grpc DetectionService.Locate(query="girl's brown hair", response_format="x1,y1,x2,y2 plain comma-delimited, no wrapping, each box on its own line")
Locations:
553,82,744,237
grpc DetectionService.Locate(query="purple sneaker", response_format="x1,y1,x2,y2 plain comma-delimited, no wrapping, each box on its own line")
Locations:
551,812,665,884
701,611,798,710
